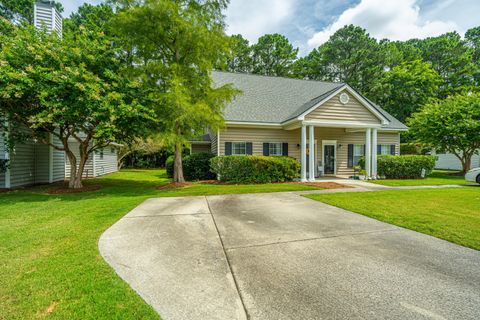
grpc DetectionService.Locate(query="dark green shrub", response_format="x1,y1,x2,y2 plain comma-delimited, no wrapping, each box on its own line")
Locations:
165,152,216,181
0,159,9,173
377,155,436,179
400,143,431,155
210,155,300,183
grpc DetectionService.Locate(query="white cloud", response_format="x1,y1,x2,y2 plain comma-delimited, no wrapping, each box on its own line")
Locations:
225,0,297,44
307,0,458,48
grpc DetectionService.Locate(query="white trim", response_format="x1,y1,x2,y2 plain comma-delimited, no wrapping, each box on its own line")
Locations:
300,125,307,181
303,120,382,129
231,141,247,155
308,126,315,181
48,134,54,183
365,128,372,178
33,4,38,27
378,128,408,132
4,122,10,188
322,140,337,175
51,7,56,32
297,85,389,125
372,128,377,178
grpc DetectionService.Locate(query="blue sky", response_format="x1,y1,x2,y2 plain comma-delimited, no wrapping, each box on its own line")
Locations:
61,0,480,55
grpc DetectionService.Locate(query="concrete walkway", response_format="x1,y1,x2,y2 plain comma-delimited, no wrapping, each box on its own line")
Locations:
99,191,480,320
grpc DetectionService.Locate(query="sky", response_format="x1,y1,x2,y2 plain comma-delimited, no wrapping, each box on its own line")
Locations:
61,0,480,55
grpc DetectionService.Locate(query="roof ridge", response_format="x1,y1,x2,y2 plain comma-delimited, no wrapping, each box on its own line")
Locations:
212,70,344,86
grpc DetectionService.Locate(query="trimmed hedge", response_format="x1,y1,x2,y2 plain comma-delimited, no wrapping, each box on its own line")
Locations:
210,155,300,183
377,155,436,179
165,152,216,181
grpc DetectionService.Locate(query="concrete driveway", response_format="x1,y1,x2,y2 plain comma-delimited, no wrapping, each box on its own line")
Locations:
99,193,480,320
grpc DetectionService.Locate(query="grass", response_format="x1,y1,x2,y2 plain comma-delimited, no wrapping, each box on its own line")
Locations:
0,169,322,320
305,187,480,250
368,169,471,186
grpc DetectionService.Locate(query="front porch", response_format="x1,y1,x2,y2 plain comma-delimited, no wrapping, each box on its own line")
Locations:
298,124,379,182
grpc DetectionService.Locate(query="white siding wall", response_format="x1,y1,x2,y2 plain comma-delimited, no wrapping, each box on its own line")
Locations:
35,143,50,184
64,141,95,178
435,152,480,170
9,138,36,188
93,147,118,176
52,135,65,182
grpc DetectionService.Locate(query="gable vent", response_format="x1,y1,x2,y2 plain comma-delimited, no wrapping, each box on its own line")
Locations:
34,1,62,36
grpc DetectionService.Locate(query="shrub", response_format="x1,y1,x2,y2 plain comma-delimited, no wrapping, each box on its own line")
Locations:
377,155,436,179
400,143,431,155
210,155,300,183
165,152,216,181
0,159,9,173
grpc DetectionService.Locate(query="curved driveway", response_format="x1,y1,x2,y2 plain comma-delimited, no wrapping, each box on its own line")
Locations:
99,192,480,320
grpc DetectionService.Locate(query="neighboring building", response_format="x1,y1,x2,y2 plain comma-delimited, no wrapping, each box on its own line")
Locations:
433,151,480,170
191,72,408,180
0,1,118,188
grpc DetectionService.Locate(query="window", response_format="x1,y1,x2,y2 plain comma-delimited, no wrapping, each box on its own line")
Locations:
232,142,246,155
379,145,392,155
353,144,364,166
269,143,283,156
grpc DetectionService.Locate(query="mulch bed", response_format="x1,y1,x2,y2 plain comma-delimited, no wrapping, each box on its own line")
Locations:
0,188,12,193
156,182,192,190
48,185,102,194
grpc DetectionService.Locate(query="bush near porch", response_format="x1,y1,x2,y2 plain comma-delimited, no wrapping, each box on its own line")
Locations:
210,155,300,183
377,155,436,179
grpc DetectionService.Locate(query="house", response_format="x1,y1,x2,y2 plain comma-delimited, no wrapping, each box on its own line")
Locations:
0,1,119,189
190,71,408,180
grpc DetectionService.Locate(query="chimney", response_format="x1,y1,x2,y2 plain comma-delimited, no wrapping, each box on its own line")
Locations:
34,1,62,36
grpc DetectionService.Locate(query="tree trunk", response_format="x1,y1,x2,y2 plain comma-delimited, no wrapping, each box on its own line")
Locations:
66,149,78,189
173,142,185,183
463,153,472,173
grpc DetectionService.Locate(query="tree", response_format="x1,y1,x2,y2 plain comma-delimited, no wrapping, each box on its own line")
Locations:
295,25,384,96
112,0,238,183
64,3,114,33
224,34,252,73
409,93,480,173
465,26,480,86
117,136,166,169
0,0,63,24
0,25,152,188
373,60,441,123
251,33,298,76
415,32,475,98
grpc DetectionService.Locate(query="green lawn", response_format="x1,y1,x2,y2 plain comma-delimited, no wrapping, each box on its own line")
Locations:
306,187,480,250
369,170,471,186
0,169,322,320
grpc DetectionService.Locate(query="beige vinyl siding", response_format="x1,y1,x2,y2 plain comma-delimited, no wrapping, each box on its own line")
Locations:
219,127,300,159
93,147,118,176
377,132,400,155
305,91,381,125
220,126,401,177
191,144,211,154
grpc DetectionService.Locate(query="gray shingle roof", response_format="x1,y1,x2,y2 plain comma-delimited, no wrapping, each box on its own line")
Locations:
212,71,408,130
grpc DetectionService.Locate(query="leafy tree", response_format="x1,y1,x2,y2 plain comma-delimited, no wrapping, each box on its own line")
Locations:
112,0,238,183
0,25,151,188
251,33,298,76
409,93,480,173
117,136,166,169
380,40,422,69
0,0,63,24
64,3,114,33
224,34,252,73
465,26,480,85
415,32,475,98
373,60,441,123
295,25,383,96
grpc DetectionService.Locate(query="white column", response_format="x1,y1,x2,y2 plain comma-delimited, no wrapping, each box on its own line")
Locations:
371,128,377,179
4,121,10,188
301,125,307,182
365,128,371,179
308,125,315,181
